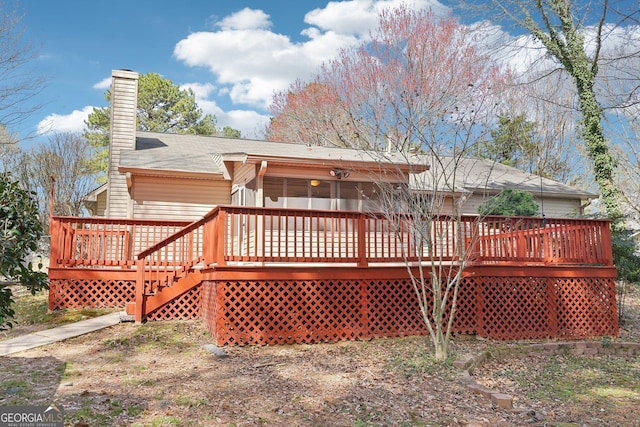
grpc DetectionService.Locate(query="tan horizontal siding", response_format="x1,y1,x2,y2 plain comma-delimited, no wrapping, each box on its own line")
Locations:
107,71,138,218
462,194,583,218
133,202,214,220
132,176,231,221
536,198,582,218
108,181,130,218
96,191,107,216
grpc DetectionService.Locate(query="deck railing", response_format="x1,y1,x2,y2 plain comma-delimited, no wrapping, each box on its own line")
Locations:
50,207,614,271
50,207,613,323
472,216,613,265
219,207,613,267
49,216,192,268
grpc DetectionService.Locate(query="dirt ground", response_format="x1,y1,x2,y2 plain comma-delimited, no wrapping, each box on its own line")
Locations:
1,286,639,427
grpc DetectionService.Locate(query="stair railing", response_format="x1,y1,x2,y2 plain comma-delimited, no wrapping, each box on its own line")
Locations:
134,207,221,322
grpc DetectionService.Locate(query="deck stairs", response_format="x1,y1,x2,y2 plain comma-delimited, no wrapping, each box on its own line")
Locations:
125,267,203,318
124,214,209,320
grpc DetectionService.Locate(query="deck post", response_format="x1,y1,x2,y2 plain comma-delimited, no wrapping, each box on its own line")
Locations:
124,225,133,265
135,259,145,323
216,209,227,266
467,221,481,265
516,230,527,260
601,221,614,266
357,214,368,268
63,223,74,266
203,218,213,266
49,217,60,269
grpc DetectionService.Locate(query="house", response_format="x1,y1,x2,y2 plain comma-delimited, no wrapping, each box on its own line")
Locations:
84,73,594,222
48,70,618,345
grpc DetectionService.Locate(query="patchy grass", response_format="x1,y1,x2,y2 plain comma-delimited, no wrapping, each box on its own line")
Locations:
0,378,32,404
10,290,51,324
67,398,141,427
522,355,640,403
146,416,191,426
384,337,457,378
0,356,66,407
475,351,640,424
1,290,115,340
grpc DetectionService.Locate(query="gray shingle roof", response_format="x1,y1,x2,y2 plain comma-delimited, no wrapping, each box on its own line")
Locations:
411,156,596,198
119,131,595,199
120,132,417,174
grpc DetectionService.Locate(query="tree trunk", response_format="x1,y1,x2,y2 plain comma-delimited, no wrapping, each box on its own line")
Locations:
433,334,448,362
575,79,621,220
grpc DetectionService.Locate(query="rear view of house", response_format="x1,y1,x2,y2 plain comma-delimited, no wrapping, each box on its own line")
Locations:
48,70,618,345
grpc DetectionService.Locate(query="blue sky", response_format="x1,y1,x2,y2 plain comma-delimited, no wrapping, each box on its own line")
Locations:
20,0,443,143
15,0,639,147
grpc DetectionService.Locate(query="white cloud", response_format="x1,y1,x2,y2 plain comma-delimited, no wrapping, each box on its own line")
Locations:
181,81,217,99
304,0,446,37
37,106,94,135
500,34,550,74
181,81,269,137
224,109,271,139
174,29,331,109
174,1,449,114
93,77,111,90
216,7,272,31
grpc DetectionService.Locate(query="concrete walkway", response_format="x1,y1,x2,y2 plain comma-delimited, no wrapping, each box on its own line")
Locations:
0,312,124,356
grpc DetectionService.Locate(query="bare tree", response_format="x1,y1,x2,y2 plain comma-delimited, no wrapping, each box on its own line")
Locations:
0,125,21,168
496,69,583,185
611,112,640,224
456,0,640,220
0,2,46,142
9,132,95,231
269,6,509,360
267,80,358,146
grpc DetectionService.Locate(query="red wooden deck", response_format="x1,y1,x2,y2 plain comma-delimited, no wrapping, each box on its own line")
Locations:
48,207,618,344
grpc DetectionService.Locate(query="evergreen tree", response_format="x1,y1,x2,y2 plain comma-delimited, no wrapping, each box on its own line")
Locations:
475,114,569,180
478,188,539,217
0,173,48,329
84,73,240,178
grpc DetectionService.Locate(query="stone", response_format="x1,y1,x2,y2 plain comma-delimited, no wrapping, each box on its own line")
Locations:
491,393,513,410
459,370,475,384
204,344,228,358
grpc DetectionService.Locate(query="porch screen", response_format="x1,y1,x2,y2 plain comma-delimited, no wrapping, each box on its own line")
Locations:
338,182,382,212
263,177,381,212
264,177,331,209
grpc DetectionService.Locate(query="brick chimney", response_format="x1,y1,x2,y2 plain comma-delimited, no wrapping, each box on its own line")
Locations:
106,69,139,217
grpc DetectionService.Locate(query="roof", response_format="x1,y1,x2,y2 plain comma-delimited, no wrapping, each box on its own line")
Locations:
119,132,595,199
411,156,597,199
119,132,426,177
84,182,107,200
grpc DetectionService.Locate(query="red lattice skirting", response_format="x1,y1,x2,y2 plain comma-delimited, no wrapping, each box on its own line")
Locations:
202,266,618,346
146,285,202,321
49,278,201,321
472,265,618,340
49,265,617,344
48,268,201,320
49,278,136,309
